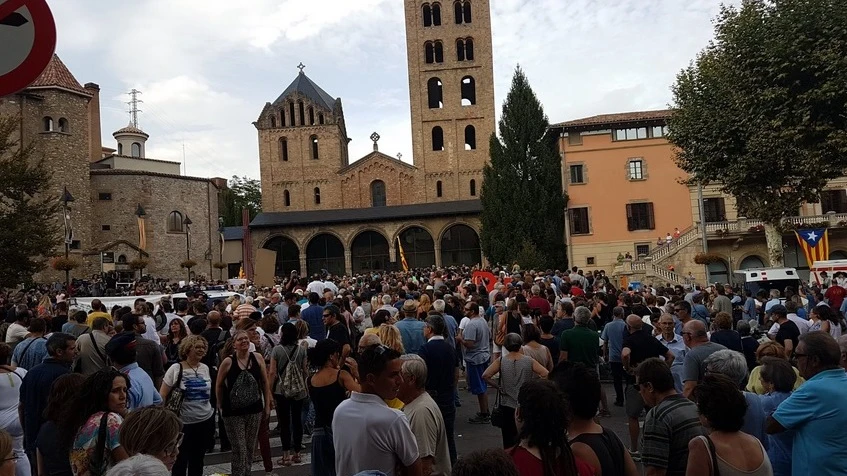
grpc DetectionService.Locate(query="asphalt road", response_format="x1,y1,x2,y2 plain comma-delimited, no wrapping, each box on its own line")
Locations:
202,383,633,475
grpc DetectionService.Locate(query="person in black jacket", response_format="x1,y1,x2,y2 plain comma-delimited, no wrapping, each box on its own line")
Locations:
418,314,457,464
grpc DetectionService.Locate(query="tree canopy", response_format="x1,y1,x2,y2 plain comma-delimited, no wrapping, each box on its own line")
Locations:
219,175,261,227
669,0,847,265
0,116,61,287
480,66,567,269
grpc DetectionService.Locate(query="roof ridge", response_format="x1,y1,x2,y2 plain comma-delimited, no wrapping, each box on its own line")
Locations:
26,54,90,96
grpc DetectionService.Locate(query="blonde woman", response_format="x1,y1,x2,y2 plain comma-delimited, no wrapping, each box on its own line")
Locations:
159,335,212,476
294,319,316,348
746,341,804,394
0,429,16,476
36,295,52,320
417,294,432,320
377,324,405,354
115,406,182,472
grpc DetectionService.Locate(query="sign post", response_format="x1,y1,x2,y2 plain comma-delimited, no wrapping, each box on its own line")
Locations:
0,0,56,97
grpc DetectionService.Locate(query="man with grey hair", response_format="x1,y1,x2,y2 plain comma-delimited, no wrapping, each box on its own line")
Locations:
379,293,399,319
432,299,458,350
559,306,609,416
528,285,551,317
398,354,452,476
704,349,766,445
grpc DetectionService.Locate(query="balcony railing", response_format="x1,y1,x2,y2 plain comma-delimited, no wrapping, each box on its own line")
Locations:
704,213,847,234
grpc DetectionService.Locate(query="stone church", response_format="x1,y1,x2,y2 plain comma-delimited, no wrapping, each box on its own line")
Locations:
0,56,223,284
250,0,495,278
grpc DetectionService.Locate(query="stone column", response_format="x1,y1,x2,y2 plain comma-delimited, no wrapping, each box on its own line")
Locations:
299,255,307,275
434,244,443,267
344,251,352,276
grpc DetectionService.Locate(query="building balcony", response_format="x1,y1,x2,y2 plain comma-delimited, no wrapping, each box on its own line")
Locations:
703,212,847,237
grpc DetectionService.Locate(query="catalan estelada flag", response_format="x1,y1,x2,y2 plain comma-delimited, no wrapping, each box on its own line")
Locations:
396,237,409,272
795,228,829,266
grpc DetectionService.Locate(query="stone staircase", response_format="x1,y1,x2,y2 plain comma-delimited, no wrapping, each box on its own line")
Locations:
646,225,699,264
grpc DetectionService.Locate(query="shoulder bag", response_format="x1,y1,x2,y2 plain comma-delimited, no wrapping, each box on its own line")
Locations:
89,412,111,476
164,364,185,415
701,435,721,476
490,356,506,428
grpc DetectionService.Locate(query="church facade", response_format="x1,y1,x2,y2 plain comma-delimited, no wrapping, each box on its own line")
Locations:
251,0,496,278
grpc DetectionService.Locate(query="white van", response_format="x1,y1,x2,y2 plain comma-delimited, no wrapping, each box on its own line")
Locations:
733,267,801,297
810,260,847,287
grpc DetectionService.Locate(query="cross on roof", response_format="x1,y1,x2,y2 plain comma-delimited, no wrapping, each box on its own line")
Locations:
370,132,381,143
397,153,403,160
297,62,306,72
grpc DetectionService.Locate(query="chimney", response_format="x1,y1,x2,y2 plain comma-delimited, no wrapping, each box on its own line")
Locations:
84,82,102,162
210,177,229,189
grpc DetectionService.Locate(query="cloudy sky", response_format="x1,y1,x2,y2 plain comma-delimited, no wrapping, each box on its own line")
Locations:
47,0,731,179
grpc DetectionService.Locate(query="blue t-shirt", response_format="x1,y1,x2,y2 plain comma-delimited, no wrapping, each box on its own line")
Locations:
599,319,626,363
301,304,325,341
396,318,426,354
772,369,847,476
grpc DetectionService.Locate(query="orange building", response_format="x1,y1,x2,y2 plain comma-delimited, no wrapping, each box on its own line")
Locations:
549,110,691,272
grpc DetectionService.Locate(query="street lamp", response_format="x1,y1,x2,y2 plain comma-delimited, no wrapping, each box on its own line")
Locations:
61,187,74,293
183,215,192,281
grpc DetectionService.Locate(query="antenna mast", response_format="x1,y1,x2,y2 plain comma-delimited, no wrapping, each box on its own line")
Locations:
127,89,143,127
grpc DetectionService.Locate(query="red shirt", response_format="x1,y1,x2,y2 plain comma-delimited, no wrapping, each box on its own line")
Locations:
528,296,552,316
510,445,594,476
825,285,847,311
570,287,585,298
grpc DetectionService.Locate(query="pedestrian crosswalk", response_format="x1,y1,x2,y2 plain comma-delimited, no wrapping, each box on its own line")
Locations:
202,414,313,476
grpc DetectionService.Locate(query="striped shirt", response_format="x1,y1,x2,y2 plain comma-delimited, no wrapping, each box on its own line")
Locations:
641,394,705,475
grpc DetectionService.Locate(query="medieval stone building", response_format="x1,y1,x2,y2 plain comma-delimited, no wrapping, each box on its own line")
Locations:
250,0,495,278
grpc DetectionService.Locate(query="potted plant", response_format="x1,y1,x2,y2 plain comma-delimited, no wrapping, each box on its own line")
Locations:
51,256,80,271
129,258,150,270
693,252,723,265
213,262,227,270
180,259,198,269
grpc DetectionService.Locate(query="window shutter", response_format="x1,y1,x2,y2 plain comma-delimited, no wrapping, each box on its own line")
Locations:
625,161,631,180
647,202,656,230
642,159,648,179
718,198,726,221
582,164,588,184
568,210,576,233
626,204,634,231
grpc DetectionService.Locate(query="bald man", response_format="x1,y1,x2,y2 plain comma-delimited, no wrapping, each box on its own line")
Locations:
681,319,726,399
621,314,676,457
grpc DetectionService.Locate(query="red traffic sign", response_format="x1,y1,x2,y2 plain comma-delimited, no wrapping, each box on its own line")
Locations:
0,0,56,97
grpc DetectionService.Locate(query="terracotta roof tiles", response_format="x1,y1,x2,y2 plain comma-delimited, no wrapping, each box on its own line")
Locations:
26,54,90,97
551,109,673,130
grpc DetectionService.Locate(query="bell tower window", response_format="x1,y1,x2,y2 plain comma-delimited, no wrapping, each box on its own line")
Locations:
454,1,471,24
427,78,443,109
461,76,476,106
298,101,306,126
470,179,477,196
457,38,474,61
436,181,443,197
314,187,321,205
311,135,319,160
270,115,276,128
464,125,476,150
432,126,444,151
280,109,286,127
279,138,288,161
289,102,296,127
284,190,291,207
423,3,432,27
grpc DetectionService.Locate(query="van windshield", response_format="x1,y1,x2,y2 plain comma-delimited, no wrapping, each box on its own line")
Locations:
742,278,801,297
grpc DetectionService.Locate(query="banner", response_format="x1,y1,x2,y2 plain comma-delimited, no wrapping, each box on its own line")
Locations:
137,216,146,250
795,228,829,266
396,237,409,272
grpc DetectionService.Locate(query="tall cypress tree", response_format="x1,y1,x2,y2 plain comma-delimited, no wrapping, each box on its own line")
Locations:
480,66,567,269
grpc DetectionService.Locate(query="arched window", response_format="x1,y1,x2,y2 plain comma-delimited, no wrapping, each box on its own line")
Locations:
280,109,286,127
454,0,471,23
423,3,432,27
432,126,444,151
456,39,465,61
117,143,123,155
436,180,443,197
298,101,306,126
270,115,276,128
425,42,435,64
470,179,477,196
284,190,291,207
318,113,325,125
434,41,443,63
289,101,296,126
279,137,288,161
311,135,319,160
461,76,476,106
309,107,315,125
118,255,127,264
427,77,443,109
314,187,321,205
131,142,141,157
58,118,69,132
464,125,476,150
167,211,184,233
42,117,53,131
432,2,442,25
465,38,474,60
371,180,387,207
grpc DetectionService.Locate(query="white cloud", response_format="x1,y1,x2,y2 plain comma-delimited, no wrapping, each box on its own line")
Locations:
52,0,736,181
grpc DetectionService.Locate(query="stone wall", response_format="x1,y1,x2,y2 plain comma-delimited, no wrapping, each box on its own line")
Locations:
89,171,220,281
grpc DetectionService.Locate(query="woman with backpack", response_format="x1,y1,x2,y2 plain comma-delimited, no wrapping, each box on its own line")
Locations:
268,323,308,466
214,329,271,476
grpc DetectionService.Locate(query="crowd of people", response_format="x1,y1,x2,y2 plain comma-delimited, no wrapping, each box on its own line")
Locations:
0,265,845,476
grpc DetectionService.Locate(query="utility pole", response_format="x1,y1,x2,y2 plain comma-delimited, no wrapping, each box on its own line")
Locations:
126,89,143,127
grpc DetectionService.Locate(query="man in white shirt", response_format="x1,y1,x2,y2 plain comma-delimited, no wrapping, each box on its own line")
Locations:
378,294,399,320
398,354,451,476
5,305,30,345
333,345,421,476
306,275,326,295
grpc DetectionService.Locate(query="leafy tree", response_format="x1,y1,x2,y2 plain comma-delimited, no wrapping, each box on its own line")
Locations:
0,116,61,287
669,0,847,266
480,66,568,269
219,175,262,227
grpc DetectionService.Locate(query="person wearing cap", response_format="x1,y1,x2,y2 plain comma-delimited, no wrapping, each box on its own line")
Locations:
106,333,162,410
396,300,426,355
768,304,801,358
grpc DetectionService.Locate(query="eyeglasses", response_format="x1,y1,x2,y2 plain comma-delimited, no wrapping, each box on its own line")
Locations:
323,313,331,317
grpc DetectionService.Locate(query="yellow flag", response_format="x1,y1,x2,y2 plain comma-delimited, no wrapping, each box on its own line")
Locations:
397,237,409,272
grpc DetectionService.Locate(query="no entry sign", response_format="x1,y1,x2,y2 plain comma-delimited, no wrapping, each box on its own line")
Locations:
0,0,56,97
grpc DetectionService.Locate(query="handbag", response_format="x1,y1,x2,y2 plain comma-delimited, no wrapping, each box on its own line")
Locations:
89,412,111,476
490,357,506,428
164,364,185,415
493,314,506,347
